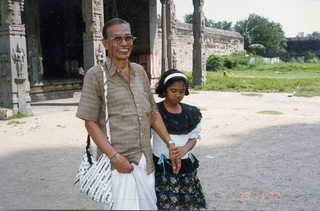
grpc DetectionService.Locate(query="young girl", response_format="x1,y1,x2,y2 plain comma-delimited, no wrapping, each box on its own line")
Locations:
152,69,207,210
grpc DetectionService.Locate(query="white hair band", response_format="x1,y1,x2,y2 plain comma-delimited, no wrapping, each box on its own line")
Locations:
164,73,187,85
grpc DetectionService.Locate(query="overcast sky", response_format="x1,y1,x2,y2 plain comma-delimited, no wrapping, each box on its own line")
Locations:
157,0,320,37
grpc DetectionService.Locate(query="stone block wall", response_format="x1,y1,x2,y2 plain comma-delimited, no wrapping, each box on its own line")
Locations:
154,19,244,73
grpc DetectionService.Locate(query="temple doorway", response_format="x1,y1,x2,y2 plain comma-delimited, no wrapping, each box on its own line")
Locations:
24,0,84,80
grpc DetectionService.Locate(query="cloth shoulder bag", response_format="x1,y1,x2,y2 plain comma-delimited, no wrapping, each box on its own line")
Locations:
74,65,113,207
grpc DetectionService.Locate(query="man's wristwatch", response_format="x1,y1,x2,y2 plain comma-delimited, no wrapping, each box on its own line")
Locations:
166,140,175,147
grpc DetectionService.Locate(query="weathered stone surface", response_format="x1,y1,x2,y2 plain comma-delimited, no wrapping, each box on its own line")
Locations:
156,20,244,74
0,0,32,114
0,107,13,120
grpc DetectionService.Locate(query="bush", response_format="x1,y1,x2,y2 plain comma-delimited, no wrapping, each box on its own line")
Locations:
229,51,251,66
206,51,251,71
224,55,236,69
306,53,320,64
206,55,225,71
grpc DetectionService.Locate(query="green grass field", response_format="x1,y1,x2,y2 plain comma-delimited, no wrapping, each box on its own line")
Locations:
185,63,320,97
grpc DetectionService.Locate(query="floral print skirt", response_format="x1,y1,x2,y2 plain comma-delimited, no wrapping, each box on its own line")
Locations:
153,154,207,210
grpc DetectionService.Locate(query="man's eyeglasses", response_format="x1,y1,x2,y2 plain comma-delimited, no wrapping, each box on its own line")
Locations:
108,35,137,44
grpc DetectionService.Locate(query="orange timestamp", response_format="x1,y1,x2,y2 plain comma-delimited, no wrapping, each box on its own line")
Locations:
236,192,281,200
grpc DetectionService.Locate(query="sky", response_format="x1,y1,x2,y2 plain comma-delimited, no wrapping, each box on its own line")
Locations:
157,0,320,37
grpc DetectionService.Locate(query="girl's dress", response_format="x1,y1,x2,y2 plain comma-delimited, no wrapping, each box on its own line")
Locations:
152,101,207,210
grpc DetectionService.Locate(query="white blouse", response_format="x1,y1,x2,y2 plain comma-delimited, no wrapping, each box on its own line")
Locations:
152,122,202,159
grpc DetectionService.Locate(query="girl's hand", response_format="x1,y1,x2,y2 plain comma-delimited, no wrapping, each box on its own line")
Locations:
172,146,188,159
172,138,197,159
168,144,181,174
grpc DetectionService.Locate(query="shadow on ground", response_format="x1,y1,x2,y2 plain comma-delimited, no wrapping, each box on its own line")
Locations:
0,123,319,210
195,123,320,210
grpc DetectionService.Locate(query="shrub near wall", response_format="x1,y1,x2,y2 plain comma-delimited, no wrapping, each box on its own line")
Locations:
206,51,251,71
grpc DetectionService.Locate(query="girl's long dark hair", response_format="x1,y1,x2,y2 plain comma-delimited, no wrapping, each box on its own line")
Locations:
155,69,189,98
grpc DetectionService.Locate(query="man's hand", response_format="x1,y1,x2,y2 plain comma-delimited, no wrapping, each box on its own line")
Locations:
168,144,181,174
110,153,134,173
172,157,181,174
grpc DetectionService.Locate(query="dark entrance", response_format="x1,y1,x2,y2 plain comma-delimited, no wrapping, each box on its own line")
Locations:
38,0,84,79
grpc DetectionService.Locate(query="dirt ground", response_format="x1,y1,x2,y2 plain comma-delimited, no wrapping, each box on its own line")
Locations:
0,91,319,210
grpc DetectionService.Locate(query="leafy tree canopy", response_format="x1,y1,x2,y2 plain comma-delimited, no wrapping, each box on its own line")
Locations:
183,13,287,56
307,31,320,37
234,14,287,56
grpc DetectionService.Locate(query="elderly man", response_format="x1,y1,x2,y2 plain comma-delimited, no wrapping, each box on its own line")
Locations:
76,18,179,210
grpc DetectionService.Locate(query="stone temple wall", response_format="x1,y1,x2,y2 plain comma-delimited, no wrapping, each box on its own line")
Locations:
286,36,320,58
154,19,244,73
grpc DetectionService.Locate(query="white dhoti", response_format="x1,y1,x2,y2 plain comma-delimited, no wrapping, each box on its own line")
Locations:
103,154,157,210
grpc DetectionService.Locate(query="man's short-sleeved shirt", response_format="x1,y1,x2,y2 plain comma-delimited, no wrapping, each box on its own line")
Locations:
76,58,157,174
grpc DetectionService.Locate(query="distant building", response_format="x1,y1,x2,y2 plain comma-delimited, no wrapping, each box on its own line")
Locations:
285,36,320,58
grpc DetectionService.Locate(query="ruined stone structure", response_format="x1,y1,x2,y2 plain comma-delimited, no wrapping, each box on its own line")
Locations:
155,22,244,76
0,0,244,112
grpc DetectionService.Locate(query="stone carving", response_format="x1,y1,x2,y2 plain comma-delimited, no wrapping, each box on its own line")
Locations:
82,1,93,35
38,56,43,82
172,49,177,68
205,34,242,52
160,0,167,5
93,0,102,12
112,0,118,17
0,53,9,78
91,14,102,35
193,0,205,44
83,0,103,37
199,0,205,43
12,42,25,78
28,37,40,82
192,0,206,85
96,44,104,65
17,83,27,113
5,0,24,25
166,0,176,40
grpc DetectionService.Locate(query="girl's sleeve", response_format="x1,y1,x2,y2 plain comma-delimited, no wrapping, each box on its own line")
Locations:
188,121,202,140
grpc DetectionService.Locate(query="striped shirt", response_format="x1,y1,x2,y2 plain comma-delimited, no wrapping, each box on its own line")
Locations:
76,58,156,174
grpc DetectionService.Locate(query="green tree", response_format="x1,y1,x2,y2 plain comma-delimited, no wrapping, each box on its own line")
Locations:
183,14,193,24
307,31,320,37
234,14,287,56
208,20,233,31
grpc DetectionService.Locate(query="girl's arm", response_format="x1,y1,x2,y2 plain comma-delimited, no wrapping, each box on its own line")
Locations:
173,138,197,159
151,112,181,174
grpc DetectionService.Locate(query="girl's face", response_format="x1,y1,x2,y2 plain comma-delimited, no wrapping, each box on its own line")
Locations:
164,80,186,106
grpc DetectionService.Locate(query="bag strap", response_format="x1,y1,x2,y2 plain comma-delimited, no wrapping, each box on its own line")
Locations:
100,64,111,143
84,64,111,164
86,134,94,165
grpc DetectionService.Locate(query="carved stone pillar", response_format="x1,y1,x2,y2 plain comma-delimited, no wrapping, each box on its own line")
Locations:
82,0,105,72
192,0,206,85
24,0,42,83
166,0,176,69
0,0,32,115
160,0,168,74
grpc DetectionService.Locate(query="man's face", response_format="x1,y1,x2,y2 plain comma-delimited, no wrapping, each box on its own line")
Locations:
102,23,133,62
